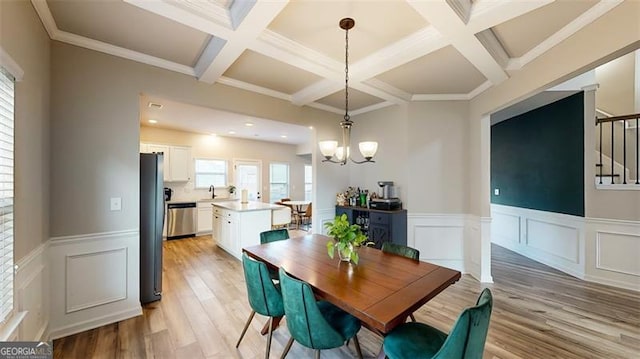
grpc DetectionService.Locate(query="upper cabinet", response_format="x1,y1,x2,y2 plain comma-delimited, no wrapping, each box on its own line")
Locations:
141,143,191,182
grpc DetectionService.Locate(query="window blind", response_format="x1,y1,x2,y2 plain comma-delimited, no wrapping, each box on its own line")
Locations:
0,68,14,323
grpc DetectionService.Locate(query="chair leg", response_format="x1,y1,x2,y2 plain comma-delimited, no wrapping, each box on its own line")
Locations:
315,349,321,359
280,337,294,359
265,317,274,359
352,335,363,359
236,310,256,348
409,313,416,322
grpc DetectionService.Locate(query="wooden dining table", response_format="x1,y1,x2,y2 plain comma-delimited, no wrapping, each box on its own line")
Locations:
243,234,461,339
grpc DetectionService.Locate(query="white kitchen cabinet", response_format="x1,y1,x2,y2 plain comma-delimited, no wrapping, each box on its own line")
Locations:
212,202,279,260
169,146,191,182
140,143,191,182
197,202,213,234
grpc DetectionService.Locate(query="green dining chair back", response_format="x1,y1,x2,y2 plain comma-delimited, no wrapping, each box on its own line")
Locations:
382,242,420,261
381,242,420,321
383,288,493,359
236,253,285,359
260,228,290,244
279,268,363,359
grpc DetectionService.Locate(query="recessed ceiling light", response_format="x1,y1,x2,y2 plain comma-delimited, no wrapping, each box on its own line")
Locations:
228,131,236,135
210,133,217,137
148,102,163,109
148,119,157,124
245,122,254,127
280,135,288,138
308,126,313,130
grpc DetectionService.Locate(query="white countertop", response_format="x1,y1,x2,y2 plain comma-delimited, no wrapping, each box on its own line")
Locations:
213,201,284,212
197,198,239,203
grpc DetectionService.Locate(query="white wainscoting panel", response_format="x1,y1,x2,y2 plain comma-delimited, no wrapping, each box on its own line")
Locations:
15,241,48,341
48,229,142,339
408,214,467,272
66,248,128,313
585,218,640,291
491,204,585,279
316,208,335,236
525,219,579,263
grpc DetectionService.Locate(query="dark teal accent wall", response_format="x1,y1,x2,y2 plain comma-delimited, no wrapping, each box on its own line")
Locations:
491,92,584,217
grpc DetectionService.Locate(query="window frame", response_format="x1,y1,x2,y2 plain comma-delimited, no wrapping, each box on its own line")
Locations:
193,158,228,189
304,164,312,202
269,162,290,203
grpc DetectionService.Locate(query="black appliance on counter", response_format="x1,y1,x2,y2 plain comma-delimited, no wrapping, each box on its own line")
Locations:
164,187,173,201
140,153,164,304
370,198,402,210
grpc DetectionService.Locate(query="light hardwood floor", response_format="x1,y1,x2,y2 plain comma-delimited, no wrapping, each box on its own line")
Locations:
53,233,640,358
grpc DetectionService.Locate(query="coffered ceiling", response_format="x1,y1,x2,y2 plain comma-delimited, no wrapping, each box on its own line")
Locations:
33,0,624,116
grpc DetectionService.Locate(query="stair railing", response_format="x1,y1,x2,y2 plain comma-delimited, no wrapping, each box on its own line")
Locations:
596,113,640,184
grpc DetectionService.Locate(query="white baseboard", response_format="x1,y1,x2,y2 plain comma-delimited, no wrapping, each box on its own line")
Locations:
48,307,141,340
15,241,49,341
48,229,142,338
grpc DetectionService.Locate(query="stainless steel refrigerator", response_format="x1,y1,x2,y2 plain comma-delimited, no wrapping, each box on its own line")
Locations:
140,153,164,304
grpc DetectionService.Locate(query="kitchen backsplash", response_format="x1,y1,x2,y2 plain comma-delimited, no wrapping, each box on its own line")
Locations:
166,180,234,202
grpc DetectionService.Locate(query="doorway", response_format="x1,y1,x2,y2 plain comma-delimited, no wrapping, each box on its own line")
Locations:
234,159,262,202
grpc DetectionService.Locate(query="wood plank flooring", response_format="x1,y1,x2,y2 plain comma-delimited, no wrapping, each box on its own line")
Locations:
53,233,640,358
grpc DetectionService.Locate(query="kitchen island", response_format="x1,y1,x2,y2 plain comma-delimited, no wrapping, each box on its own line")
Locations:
212,201,284,260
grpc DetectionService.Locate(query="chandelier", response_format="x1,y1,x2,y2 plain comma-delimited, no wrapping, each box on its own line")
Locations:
318,18,378,165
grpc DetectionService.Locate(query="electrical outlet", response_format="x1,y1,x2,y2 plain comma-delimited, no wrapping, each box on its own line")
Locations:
494,188,500,196
110,197,122,211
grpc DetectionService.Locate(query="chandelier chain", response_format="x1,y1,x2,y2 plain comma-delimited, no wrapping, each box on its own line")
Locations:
344,24,350,122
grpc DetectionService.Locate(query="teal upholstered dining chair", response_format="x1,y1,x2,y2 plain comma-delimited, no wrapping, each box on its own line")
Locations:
236,253,285,359
383,288,493,359
278,268,363,359
260,228,290,244
381,242,420,321
260,229,289,280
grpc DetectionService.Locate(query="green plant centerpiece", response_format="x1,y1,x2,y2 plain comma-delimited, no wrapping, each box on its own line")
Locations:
325,214,368,264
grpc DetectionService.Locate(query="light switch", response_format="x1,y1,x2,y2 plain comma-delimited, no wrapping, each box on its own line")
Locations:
110,197,122,211
494,188,500,196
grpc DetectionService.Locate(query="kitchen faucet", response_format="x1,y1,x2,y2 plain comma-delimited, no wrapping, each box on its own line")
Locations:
209,185,216,199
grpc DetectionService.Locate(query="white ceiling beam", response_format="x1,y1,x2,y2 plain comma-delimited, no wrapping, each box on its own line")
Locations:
124,0,235,39
446,0,473,24
355,80,412,103
507,0,624,70
216,76,291,102
196,1,289,83
291,79,343,106
467,0,554,33
408,0,508,85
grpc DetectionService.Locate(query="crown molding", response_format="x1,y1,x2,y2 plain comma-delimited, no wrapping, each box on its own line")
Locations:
194,37,227,79
229,0,257,30
352,82,409,105
468,0,553,33
30,0,58,39
216,76,291,102
475,29,509,68
291,79,343,106
467,81,493,99
362,78,412,102
509,0,624,70
411,80,491,101
446,0,473,24
305,102,343,115
351,101,396,116
55,31,196,76
163,0,233,29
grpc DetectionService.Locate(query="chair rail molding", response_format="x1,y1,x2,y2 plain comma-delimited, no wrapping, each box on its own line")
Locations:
48,229,142,339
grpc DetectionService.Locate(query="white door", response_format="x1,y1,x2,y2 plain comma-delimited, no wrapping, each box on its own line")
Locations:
234,160,262,202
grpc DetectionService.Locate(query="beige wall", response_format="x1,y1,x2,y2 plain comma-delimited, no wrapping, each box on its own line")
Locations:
140,126,310,203
50,41,342,237
469,0,640,218
1,1,51,260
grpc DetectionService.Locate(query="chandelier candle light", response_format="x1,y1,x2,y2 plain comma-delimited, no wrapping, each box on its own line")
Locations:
319,18,378,165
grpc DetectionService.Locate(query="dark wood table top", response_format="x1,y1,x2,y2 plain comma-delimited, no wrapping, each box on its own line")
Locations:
243,234,461,334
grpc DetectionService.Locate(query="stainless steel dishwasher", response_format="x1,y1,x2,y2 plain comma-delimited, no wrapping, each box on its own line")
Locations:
167,202,197,239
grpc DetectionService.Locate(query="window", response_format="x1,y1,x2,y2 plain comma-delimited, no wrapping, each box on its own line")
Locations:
269,163,289,203
0,67,14,323
304,165,312,201
194,159,227,188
